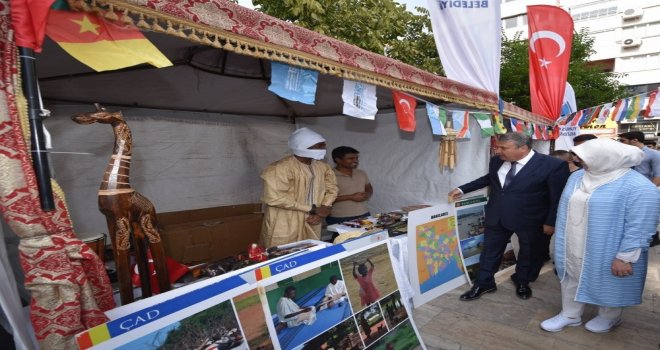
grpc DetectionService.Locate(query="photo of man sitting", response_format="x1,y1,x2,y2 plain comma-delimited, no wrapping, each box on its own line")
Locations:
277,286,318,329
317,275,348,310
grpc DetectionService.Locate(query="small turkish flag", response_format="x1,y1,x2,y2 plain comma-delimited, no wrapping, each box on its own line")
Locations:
528,5,574,121
392,91,417,132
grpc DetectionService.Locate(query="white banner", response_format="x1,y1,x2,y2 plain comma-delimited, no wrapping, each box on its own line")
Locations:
342,79,378,120
427,0,501,94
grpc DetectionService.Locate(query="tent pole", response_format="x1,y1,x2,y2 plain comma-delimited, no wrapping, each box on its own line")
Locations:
18,47,55,211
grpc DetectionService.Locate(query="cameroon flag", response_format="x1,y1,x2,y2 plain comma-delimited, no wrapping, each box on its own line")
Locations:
46,10,172,72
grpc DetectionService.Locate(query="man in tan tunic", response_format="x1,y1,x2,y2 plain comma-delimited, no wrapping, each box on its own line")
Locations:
260,128,338,247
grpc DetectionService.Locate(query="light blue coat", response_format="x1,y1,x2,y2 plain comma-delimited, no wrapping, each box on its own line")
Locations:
554,169,660,307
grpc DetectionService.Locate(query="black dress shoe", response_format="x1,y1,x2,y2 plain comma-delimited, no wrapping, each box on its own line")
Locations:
459,285,497,301
516,283,532,300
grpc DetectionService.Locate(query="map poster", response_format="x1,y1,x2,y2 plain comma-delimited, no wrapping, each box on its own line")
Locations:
407,204,469,308
76,241,426,350
454,197,517,283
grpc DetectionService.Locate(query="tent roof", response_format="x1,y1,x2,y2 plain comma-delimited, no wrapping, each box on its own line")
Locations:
37,0,551,124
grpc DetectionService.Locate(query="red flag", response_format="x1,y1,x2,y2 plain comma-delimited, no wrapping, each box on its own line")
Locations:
392,91,417,132
644,90,657,117
528,5,573,121
10,0,55,52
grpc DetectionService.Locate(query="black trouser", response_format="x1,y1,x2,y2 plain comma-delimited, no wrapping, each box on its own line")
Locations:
527,230,551,281
477,223,538,287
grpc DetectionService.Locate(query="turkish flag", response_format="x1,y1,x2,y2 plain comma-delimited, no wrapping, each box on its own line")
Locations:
528,5,573,121
392,91,417,131
9,0,55,52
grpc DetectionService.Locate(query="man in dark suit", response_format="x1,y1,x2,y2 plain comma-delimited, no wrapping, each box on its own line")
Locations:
449,132,569,301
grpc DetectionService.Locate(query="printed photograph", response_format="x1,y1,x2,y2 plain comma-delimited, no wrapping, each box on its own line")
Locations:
379,291,408,330
415,216,465,293
456,205,485,241
339,244,397,313
302,317,364,350
355,304,388,347
366,320,422,350
117,300,245,350
234,289,273,350
264,261,353,350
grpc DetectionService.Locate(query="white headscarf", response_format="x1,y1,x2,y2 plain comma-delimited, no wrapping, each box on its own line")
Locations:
288,128,326,160
571,138,644,193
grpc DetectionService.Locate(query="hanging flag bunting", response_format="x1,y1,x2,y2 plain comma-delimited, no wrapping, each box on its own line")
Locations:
578,107,594,126
523,122,534,136
586,106,601,125
596,102,613,124
392,91,417,132
46,10,172,72
268,62,318,105
569,110,583,126
425,103,447,135
614,98,630,122
609,99,623,121
342,80,378,119
10,0,56,52
492,112,507,134
510,119,523,132
427,0,501,94
625,95,643,121
646,89,660,117
542,126,551,140
472,113,494,137
531,124,542,140
452,111,471,139
527,5,574,120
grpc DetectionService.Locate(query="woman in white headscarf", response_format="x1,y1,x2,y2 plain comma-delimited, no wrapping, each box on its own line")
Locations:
541,138,660,333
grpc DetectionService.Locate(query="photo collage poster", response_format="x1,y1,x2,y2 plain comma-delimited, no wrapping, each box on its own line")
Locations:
77,241,425,350
454,197,517,282
407,204,470,307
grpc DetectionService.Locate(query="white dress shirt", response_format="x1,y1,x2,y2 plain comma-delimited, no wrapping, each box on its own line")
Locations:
497,150,535,187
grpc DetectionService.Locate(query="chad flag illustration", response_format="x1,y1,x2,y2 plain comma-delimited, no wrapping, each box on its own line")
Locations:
46,10,172,72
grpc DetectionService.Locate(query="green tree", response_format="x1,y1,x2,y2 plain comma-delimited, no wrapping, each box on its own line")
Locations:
500,29,627,111
252,0,443,74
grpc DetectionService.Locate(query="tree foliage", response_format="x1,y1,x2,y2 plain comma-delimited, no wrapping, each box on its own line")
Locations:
252,1,625,109
501,28,627,111
252,0,443,74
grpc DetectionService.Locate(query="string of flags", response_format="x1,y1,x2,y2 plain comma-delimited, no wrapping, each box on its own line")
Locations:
558,88,660,127
269,62,556,140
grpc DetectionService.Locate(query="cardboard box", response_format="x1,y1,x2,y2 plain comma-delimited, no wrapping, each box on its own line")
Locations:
157,204,263,265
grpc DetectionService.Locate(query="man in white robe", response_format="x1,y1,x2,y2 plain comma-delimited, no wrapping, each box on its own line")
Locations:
318,275,347,309
541,138,660,333
276,286,317,328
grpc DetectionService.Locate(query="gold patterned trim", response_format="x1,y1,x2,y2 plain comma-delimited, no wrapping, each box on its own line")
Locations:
68,0,549,124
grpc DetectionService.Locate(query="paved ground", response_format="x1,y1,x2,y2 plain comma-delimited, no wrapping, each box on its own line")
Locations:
413,244,660,350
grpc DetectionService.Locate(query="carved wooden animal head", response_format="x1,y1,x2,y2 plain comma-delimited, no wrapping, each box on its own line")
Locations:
71,103,124,125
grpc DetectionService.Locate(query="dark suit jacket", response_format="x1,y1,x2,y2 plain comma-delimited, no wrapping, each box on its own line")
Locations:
459,153,570,232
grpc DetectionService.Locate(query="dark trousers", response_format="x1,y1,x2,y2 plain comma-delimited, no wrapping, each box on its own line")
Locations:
477,223,539,288
528,231,551,281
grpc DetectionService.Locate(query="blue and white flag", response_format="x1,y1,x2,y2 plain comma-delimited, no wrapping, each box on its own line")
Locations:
268,62,318,105
342,80,378,119
425,103,447,135
427,0,501,94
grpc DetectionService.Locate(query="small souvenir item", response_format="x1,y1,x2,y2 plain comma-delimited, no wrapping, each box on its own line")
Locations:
248,243,267,262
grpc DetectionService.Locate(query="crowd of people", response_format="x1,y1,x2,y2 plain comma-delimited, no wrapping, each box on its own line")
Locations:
261,126,659,335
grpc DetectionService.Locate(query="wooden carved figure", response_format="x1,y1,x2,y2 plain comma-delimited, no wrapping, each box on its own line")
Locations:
72,103,170,304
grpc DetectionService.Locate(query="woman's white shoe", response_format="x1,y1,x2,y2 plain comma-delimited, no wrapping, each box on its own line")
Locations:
540,314,582,332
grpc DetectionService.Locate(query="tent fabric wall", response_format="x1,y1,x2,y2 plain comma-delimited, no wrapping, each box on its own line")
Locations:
45,104,296,236
298,111,491,213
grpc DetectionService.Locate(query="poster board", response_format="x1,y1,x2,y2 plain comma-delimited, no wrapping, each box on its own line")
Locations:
77,241,425,350
454,197,516,283
407,204,469,308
